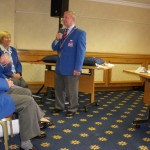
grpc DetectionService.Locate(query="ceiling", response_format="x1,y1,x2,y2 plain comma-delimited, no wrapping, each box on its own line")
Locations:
89,0,150,9
125,0,150,4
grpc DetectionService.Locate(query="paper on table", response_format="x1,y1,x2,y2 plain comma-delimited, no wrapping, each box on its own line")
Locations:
135,67,146,73
95,63,115,69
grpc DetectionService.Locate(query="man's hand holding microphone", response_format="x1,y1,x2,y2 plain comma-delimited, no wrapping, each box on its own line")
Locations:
56,32,63,41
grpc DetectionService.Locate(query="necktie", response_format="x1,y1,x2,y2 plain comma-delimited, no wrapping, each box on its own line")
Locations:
63,29,68,40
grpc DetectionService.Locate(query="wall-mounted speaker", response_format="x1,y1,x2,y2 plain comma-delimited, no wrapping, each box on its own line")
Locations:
51,0,69,18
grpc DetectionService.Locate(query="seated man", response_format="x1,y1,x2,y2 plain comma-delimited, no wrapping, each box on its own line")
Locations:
0,54,52,150
0,53,53,128
0,31,28,88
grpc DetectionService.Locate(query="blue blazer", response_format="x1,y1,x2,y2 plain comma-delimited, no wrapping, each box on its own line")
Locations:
0,65,12,79
52,27,86,76
0,78,15,119
0,63,12,78
0,65,5,78
0,46,22,77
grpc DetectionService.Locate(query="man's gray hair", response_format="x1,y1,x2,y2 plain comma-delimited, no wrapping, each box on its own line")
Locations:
64,11,76,20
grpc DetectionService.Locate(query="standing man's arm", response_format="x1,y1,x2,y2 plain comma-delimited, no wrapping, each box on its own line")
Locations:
52,32,63,51
52,40,59,51
74,31,86,75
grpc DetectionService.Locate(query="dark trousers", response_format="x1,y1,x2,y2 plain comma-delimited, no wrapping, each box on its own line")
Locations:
55,73,79,112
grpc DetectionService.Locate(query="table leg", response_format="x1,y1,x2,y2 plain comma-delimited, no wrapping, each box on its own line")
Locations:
36,84,45,95
133,79,150,128
133,106,150,128
81,69,99,112
83,93,99,112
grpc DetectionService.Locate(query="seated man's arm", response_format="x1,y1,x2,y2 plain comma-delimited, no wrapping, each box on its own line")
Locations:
3,65,13,78
12,48,22,76
0,78,10,91
0,53,13,78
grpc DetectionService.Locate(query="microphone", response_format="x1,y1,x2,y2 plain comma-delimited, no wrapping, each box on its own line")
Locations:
57,24,64,40
58,23,63,34
58,28,64,34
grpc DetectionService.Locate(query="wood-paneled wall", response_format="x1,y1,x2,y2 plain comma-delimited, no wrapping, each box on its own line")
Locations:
18,49,150,92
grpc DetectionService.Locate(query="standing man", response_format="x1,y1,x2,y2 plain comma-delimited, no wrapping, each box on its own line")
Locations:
52,11,86,116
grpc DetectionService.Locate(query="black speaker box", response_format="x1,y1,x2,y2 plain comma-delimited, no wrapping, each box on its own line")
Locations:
51,0,69,17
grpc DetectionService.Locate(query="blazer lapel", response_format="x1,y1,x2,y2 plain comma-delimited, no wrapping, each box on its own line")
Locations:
60,26,77,48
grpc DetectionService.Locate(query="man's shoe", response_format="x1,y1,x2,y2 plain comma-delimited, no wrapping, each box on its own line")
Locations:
20,146,38,150
32,132,47,139
40,121,54,129
52,108,63,113
66,111,76,117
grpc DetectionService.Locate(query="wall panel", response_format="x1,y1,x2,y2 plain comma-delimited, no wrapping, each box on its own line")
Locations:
18,50,150,89
13,0,150,54
111,64,141,81
0,0,15,45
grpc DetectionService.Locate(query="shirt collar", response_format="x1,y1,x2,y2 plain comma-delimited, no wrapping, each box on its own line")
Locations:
0,44,12,54
67,24,75,33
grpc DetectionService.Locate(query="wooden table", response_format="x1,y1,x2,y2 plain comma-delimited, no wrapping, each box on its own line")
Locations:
35,62,113,111
124,70,150,127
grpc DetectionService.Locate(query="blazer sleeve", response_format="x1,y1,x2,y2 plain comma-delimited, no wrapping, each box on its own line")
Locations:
0,78,9,91
12,48,22,75
52,40,61,52
0,50,3,57
0,93,16,119
0,66,4,78
75,31,86,71
0,64,9,78
3,65,13,78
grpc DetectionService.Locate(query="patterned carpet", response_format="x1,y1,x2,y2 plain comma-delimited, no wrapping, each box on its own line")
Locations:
0,90,150,150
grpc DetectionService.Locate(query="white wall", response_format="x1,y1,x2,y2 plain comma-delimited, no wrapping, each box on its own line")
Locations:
0,0,150,82
14,0,150,54
0,0,15,46
15,0,56,50
0,0,150,53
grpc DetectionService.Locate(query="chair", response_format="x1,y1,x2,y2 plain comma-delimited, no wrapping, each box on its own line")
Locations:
0,115,13,150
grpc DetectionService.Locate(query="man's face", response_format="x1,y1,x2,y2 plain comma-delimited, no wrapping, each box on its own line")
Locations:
2,36,11,47
63,13,75,28
0,54,12,66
